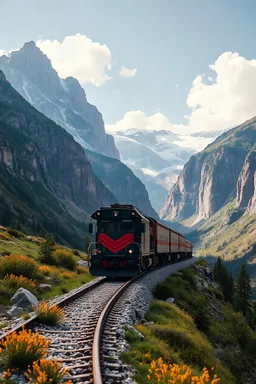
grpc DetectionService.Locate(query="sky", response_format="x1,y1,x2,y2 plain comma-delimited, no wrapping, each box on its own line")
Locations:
1,0,256,134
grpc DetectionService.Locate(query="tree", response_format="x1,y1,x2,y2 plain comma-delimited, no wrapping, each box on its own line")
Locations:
213,257,234,303
39,233,56,264
234,263,251,317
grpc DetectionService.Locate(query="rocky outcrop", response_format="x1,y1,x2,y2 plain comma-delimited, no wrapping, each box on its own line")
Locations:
0,41,119,160
10,288,38,310
237,144,256,213
161,116,256,224
0,70,115,245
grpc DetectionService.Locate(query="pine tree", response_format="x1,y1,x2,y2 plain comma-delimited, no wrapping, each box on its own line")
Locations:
213,257,234,303
39,233,56,264
234,263,251,316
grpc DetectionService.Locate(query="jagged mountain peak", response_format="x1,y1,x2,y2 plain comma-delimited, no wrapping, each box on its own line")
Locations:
0,42,120,160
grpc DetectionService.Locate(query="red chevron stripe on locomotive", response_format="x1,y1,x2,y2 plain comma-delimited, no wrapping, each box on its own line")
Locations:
98,233,134,254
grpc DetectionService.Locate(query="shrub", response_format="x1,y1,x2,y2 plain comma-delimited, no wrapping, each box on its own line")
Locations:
0,232,10,241
73,250,80,256
7,229,24,239
3,274,36,293
53,249,76,270
0,255,39,279
61,271,75,279
25,359,71,384
147,358,220,383
39,265,60,280
39,234,55,265
76,266,88,274
0,282,14,304
35,301,64,326
0,327,49,370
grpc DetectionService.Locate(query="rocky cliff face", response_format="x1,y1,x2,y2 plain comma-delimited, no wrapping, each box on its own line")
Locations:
161,117,256,224
0,70,115,246
85,150,159,219
0,42,119,160
237,144,256,214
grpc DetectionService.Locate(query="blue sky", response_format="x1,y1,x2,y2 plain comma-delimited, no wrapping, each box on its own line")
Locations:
1,0,256,133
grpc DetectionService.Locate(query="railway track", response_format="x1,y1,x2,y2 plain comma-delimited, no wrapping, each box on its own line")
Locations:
0,258,195,383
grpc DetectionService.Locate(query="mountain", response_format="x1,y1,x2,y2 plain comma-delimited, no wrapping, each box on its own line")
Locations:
0,42,158,218
0,41,119,160
0,70,116,248
85,150,158,219
109,129,211,212
236,143,256,214
161,116,256,225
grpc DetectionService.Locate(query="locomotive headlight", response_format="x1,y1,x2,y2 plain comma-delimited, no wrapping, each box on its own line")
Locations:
128,249,133,254
96,249,102,254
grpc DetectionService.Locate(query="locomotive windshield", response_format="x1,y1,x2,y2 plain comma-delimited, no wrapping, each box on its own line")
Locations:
98,220,134,233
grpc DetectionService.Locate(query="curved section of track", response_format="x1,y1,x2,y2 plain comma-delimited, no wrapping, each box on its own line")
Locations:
0,258,196,383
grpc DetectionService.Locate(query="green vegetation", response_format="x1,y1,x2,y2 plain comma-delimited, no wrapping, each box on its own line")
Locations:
0,227,93,306
53,249,76,270
39,234,56,264
121,262,256,383
234,264,251,317
213,257,234,303
35,301,64,326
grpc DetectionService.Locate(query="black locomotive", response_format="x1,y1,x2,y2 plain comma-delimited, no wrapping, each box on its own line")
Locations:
88,204,192,277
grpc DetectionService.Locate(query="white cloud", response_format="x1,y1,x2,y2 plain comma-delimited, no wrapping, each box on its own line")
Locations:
106,111,174,132
109,51,256,134
0,50,6,56
119,66,137,78
37,33,112,87
185,51,256,132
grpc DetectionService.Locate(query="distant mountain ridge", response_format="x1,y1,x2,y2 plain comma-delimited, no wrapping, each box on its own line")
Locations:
85,149,158,218
0,41,119,159
111,128,205,212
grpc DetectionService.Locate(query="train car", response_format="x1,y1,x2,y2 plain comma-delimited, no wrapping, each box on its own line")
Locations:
185,239,193,258
88,204,193,277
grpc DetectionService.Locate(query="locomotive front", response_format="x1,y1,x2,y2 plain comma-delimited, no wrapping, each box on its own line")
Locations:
88,204,149,277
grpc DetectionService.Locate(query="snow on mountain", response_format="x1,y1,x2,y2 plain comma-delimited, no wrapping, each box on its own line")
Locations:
108,128,219,212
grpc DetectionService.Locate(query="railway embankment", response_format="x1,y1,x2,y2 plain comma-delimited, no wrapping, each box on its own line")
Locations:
120,260,256,384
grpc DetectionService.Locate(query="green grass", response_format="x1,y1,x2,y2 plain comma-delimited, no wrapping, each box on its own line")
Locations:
37,273,93,300
0,228,93,305
0,237,40,259
121,263,256,383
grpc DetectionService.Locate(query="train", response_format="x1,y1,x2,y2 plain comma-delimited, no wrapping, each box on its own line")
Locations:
88,204,193,277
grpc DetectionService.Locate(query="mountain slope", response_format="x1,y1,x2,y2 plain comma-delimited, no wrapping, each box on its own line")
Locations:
85,149,158,219
161,116,256,224
0,70,115,247
0,41,119,159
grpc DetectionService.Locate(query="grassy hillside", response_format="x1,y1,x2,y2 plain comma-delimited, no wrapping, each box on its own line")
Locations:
187,201,256,279
0,225,93,313
121,262,256,383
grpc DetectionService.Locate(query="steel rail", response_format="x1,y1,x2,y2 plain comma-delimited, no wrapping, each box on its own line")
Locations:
92,257,195,383
92,264,163,384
